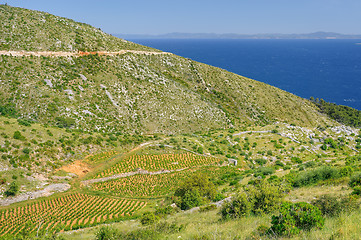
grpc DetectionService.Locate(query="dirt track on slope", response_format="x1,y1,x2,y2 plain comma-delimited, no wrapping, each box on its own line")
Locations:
0,50,172,57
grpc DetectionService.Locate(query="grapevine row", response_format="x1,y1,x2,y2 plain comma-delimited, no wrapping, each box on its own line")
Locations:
96,153,218,178
0,193,146,236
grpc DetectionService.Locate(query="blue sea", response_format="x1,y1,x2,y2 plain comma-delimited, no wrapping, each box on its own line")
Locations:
129,39,361,110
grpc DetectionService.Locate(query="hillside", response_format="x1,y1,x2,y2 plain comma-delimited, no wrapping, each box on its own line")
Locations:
1,5,360,240
0,5,156,52
0,5,331,135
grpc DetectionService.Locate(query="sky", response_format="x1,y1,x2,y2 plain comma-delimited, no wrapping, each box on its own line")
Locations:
2,0,361,35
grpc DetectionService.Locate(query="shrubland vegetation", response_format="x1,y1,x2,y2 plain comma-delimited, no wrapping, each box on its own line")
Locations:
311,97,361,128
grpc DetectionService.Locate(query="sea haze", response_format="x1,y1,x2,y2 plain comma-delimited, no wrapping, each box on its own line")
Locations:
128,39,361,110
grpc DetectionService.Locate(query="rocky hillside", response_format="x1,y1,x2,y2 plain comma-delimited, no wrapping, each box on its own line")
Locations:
0,5,155,52
0,5,331,135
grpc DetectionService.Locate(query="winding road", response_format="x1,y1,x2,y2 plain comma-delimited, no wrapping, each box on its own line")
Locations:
0,50,172,57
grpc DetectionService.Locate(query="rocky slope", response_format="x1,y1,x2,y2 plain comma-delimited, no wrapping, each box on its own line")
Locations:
0,4,331,135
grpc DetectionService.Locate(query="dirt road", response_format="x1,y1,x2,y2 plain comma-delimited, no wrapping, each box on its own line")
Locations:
0,50,172,57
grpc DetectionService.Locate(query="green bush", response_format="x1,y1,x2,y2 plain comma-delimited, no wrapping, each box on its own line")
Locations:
311,195,343,217
174,174,216,210
345,154,361,165
55,116,76,128
13,131,25,140
221,181,284,219
351,186,361,196
254,167,275,178
17,118,32,127
339,166,354,177
199,204,217,212
246,180,284,215
212,192,226,202
292,166,340,187
154,206,176,217
95,226,119,240
4,181,19,197
269,202,324,237
140,212,160,226
0,103,17,117
220,192,252,219
180,190,202,210
313,194,360,216
349,172,361,187
311,98,361,128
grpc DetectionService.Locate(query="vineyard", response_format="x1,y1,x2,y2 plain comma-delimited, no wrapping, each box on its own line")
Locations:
84,150,118,164
96,153,219,178
92,166,236,198
93,170,191,197
0,193,146,236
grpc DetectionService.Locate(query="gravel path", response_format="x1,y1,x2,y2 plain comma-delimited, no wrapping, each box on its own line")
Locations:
81,168,187,186
0,50,172,57
0,183,71,206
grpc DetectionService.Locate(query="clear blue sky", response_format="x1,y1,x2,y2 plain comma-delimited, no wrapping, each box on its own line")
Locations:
2,0,361,35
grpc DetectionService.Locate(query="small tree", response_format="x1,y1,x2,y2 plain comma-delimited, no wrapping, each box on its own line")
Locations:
246,180,284,215
95,226,118,240
220,192,252,219
140,212,159,225
174,173,216,210
5,181,19,197
269,202,324,237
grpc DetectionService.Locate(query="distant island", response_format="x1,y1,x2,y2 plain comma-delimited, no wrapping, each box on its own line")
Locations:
115,31,361,39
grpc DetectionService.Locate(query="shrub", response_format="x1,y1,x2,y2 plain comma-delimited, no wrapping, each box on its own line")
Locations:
351,186,361,196
180,190,202,210
221,181,284,219
269,202,324,237
174,174,216,210
154,206,175,217
55,116,76,128
255,158,267,166
254,167,275,178
4,181,19,197
213,192,226,202
220,192,252,219
292,166,340,187
0,178,6,185
311,195,342,217
13,131,25,140
349,172,361,187
95,226,119,240
199,204,217,212
140,212,159,225
17,118,32,127
339,166,354,177
0,103,17,117
247,181,284,214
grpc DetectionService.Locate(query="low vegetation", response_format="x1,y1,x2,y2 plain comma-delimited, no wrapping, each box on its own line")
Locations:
311,97,361,128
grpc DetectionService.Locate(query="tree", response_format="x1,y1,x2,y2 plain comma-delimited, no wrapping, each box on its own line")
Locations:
55,116,76,128
140,212,159,225
95,226,118,240
220,192,252,219
5,181,19,197
270,202,324,237
174,173,216,210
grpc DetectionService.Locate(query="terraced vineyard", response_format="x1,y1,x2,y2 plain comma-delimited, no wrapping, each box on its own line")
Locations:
93,166,236,198
96,153,219,178
0,193,146,236
85,151,118,163
93,170,191,197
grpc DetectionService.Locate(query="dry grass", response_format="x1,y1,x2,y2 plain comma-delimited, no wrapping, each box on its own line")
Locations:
286,184,353,203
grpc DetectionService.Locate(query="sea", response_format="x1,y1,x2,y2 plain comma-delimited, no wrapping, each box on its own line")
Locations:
128,39,361,110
